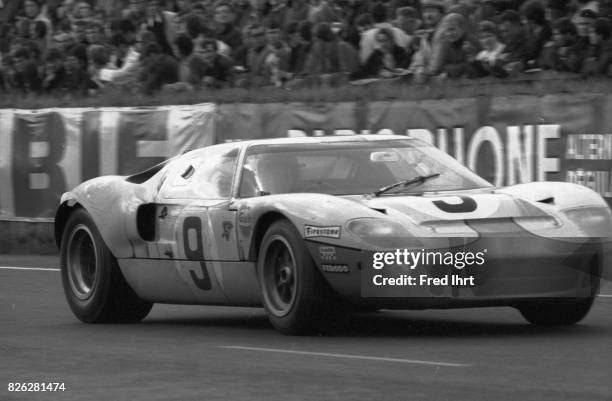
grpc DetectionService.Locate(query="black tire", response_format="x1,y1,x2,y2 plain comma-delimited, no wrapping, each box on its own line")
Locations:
257,219,343,335
60,209,153,323
518,297,595,326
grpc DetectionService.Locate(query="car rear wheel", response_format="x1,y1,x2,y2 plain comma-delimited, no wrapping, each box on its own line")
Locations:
60,209,153,323
258,219,342,335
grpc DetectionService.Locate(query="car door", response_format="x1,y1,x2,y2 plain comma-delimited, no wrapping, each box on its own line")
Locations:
153,144,242,302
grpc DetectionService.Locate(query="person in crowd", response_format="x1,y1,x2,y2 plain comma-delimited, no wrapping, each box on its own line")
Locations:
361,26,411,78
23,0,52,45
498,10,528,74
582,17,612,75
359,2,411,63
408,0,444,80
262,20,291,86
286,0,310,24
541,17,584,72
143,0,174,55
41,47,67,92
138,41,179,93
307,0,338,24
263,0,289,30
7,46,41,93
521,0,552,69
213,1,243,51
575,8,598,41
60,44,98,94
172,33,198,83
191,36,234,88
427,12,472,79
87,43,110,90
472,20,507,77
97,18,141,85
395,6,421,36
285,20,312,77
303,21,360,84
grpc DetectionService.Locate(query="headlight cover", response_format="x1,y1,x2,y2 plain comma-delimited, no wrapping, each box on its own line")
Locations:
564,207,612,238
346,218,420,249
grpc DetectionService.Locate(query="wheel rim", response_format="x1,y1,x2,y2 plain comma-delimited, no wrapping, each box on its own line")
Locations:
261,235,298,317
66,224,98,300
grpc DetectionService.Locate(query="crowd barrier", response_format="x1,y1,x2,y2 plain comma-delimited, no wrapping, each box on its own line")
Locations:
0,94,610,224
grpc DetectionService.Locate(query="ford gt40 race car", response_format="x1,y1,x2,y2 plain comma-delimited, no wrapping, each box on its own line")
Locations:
55,135,612,334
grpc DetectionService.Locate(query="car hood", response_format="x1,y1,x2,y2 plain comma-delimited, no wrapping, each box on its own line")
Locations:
342,191,550,225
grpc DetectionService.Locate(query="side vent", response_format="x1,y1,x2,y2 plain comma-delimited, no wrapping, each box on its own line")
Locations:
371,208,387,214
137,203,157,241
537,197,555,205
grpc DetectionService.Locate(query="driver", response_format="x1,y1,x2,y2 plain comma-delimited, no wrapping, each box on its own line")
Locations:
255,154,301,195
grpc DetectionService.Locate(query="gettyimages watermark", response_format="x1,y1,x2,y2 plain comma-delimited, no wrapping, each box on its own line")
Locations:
360,238,609,298
370,248,487,289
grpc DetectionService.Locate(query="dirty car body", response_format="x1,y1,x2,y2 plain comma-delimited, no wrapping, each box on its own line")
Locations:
55,135,612,333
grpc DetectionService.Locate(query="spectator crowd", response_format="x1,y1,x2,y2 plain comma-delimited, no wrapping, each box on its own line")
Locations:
1,0,612,95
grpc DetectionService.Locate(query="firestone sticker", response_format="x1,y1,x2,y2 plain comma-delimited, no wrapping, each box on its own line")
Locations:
304,225,341,239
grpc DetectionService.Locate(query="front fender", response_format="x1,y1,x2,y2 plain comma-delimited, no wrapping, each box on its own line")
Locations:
235,194,384,261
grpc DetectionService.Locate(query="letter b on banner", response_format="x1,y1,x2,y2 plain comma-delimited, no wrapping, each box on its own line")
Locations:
11,112,67,217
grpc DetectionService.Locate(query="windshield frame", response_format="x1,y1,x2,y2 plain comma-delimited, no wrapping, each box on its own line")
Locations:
235,138,493,199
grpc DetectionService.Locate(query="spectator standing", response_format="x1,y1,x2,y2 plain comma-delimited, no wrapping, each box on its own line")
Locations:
286,0,310,24
213,1,243,51
144,0,175,55
191,37,234,87
97,18,141,85
303,21,360,84
408,0,445,80
361,26,411,78
359,2,411,63
285,20,312,76
583,17,612,75
428,12,471,78
41,47,67,92
498,10,528,73
541,17,584,72
472,20,507,77
521,0,552,69
307,0,337,24
138,42,179,93
8,46,41,93
172,33,198,83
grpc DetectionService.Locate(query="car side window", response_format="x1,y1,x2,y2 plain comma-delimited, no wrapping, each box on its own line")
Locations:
189,147,239,199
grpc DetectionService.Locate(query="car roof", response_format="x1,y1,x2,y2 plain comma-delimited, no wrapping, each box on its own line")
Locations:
180,135,417,160
239,134,413,147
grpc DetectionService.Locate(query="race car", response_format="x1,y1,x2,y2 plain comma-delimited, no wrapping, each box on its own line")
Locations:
55,135,612,334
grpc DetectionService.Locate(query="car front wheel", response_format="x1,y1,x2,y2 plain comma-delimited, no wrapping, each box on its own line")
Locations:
258,219,340,335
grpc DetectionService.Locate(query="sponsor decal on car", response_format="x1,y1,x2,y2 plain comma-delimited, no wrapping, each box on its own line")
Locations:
319,246,337,261
304,225,341,239
238,204,252,226
222,221,233,241
321,264,349,273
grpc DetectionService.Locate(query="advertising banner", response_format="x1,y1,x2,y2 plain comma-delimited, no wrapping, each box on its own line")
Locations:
217,94,612,206
0,104,216,219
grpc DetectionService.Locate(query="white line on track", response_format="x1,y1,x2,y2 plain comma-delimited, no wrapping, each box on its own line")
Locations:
0,266,60,272
219,345,470,367
599,294,612,298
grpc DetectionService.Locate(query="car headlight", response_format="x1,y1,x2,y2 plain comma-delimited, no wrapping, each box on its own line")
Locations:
564,207,612,238
346,218,420,249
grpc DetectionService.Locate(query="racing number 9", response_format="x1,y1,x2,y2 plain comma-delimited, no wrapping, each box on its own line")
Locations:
182,216,211,290
433,196,477,213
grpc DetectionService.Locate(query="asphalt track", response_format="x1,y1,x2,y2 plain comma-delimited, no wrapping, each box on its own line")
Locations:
1,255,611,401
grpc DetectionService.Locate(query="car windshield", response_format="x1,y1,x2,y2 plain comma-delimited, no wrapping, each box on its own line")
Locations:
238,139,492,197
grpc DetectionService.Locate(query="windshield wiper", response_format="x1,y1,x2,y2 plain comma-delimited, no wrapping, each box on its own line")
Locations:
372,173,440,197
